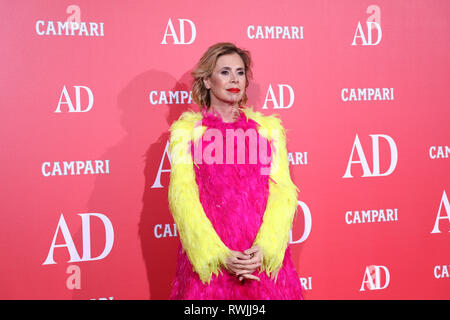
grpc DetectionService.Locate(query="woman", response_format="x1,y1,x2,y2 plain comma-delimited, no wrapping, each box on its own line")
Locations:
168,42,302,299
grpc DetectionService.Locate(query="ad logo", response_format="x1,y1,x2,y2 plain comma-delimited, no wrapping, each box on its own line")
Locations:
289,201,312,244
161,18,196,44
360,265,390,291
43,213,114,265
352,5,382,46
431,190,450,234
54,85,94,113
343,134,398,178
262,84,295,109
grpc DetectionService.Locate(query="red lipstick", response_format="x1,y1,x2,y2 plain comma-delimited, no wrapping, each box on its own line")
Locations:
227,88,240,93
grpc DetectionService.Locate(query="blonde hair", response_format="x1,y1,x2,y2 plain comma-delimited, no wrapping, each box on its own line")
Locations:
191,42,253,110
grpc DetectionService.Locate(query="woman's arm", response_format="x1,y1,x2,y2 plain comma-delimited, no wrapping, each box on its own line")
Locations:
252,114,299,280
168,112,231,284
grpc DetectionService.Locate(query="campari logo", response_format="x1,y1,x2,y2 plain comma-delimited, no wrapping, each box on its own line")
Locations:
247,25,304,40
36,5,104,37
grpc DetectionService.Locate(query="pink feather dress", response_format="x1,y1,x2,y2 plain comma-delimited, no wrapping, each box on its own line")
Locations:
169,110,303,300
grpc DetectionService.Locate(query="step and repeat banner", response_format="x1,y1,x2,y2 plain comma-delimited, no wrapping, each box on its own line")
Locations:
1,0,449,300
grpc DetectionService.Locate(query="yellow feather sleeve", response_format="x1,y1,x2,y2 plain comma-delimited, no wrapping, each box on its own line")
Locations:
168,111,231,284
243,107,299,279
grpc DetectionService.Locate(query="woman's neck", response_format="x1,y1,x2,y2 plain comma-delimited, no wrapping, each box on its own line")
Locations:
209,104,240,123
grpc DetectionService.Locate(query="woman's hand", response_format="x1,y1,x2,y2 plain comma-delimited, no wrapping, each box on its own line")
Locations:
225,246,263,282
237,246,263,281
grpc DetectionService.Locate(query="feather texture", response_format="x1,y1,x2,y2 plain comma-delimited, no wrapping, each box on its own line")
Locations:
168,110,230,284
168,107,302,299
242,107,300,279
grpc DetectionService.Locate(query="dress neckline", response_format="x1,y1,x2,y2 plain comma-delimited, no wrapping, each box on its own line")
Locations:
201,107,244,125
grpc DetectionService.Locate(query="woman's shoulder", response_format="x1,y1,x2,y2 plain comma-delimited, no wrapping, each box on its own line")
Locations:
241,106,284,131
169,109,202,132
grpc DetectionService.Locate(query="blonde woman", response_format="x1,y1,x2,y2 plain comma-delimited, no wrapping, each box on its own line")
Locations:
168,42,302,299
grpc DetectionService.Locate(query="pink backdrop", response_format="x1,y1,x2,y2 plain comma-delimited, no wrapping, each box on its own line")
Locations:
1,0,449,300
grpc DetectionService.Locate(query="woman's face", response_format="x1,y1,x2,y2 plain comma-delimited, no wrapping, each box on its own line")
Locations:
203,52,246,107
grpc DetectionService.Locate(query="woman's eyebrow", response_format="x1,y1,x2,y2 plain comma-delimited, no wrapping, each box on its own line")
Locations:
220,66,245,70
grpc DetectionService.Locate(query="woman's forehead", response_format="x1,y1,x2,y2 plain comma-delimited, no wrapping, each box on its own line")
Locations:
215,53,245,69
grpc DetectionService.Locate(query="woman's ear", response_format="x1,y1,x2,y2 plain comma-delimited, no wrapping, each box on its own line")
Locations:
203,77,211,90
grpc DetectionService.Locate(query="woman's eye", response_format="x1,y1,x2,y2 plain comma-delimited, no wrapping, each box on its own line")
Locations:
220,70,245,76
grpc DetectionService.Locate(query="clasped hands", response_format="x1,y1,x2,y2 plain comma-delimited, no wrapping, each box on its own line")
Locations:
225,245,263,282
